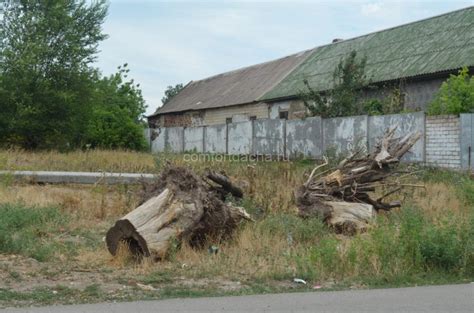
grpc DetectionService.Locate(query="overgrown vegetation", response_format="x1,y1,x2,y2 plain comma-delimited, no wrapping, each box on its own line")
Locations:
0,152,472,307
300,51,406,118
428,67,474,115
301,51,369,118
0,0,147,150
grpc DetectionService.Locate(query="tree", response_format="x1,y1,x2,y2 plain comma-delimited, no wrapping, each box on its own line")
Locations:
86,64,148,150
161,83,184,105
301,50,368,118
428,67,474,115
0,0,108,149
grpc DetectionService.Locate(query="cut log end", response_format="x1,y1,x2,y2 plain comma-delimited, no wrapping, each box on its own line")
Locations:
106,219,150,257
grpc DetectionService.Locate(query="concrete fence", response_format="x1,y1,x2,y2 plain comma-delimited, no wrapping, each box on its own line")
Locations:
146,112,474,170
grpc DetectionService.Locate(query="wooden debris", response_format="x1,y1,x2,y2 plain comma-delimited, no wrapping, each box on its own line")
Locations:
296,126,422,235
106,165,251,261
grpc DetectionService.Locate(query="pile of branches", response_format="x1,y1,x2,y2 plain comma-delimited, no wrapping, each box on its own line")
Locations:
297,126,422,234
106,165,251,261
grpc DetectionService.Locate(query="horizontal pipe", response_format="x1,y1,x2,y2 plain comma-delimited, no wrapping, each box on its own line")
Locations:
0,171,155,185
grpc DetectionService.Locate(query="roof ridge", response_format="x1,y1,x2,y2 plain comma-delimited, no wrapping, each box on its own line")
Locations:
303,6,474,52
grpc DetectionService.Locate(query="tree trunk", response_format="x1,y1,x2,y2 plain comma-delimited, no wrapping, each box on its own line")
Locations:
106,165,251,261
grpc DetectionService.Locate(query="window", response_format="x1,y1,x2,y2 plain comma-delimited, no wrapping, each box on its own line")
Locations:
226,117,232,124
279,111,289,120
250,116,257,121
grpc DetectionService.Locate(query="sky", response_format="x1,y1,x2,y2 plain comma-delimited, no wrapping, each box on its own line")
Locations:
95,0,474,116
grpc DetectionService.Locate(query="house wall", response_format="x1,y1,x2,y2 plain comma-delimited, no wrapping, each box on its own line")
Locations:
268,99,306,119
359,76,446,112
203,103,269,125
403,78,445,111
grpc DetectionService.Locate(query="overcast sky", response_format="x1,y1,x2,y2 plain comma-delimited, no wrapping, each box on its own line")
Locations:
95,0,474,115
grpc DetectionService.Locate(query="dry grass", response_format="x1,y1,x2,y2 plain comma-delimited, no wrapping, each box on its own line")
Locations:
0,149,156,173
0,184,140,224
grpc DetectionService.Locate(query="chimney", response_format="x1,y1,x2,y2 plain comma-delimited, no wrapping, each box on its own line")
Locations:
332,38,344,43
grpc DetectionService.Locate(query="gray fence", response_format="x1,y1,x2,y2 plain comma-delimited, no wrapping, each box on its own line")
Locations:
147,112,474,169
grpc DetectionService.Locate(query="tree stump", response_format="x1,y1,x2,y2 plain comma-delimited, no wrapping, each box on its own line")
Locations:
106,165,251,261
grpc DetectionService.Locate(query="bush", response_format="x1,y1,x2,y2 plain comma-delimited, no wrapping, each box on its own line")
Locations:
428,67,474,115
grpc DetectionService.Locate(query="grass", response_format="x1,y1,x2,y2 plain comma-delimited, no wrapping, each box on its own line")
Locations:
0,150,472,307
0,205,70,261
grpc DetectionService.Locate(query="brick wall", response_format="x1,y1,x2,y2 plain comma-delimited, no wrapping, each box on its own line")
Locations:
425,115,461,168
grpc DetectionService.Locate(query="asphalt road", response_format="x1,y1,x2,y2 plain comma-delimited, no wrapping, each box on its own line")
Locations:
3,284,473,313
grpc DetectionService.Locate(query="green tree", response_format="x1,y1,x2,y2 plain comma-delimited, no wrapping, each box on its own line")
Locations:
0,0,108,148
301,50,368,118
161,83,184,105
86,64,148,150
428,67,474,115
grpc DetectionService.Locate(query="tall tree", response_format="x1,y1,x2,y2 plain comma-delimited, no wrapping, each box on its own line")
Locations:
161,83,184,105
86,64,148,150
0,0,108,148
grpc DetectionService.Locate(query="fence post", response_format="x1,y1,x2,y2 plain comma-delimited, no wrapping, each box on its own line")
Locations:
251,119,255,156
225,124,229,155
181,127,186,153
283,119,287,159
202,126,207,154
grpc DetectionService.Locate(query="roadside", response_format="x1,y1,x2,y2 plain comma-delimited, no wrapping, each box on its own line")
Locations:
3,284,473,313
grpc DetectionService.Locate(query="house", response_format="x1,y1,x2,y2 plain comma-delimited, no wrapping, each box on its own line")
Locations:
148,6,474,128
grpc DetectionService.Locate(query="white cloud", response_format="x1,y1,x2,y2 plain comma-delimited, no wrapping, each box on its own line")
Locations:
361,3,382,16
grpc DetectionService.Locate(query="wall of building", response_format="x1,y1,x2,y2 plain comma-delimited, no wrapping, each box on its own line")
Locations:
268,99,306,119
403,78,445,111
203,102,269,125
426,115,461,168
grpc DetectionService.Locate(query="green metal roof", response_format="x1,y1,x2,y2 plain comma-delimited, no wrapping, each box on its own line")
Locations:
260,6,474,101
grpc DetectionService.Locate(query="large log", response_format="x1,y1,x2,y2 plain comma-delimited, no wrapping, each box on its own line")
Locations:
106,165,251,261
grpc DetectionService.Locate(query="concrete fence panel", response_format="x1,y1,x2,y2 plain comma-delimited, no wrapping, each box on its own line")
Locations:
151,128,166,153
184,127,204,152
205,124,227,154
323,115,368,156
165,127,184,153
460,113,474,170
227,121,252,155
368,112,425,162
253,119,285,156
286,117,322,158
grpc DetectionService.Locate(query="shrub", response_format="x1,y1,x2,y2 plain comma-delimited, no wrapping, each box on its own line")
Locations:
428,67,474,115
